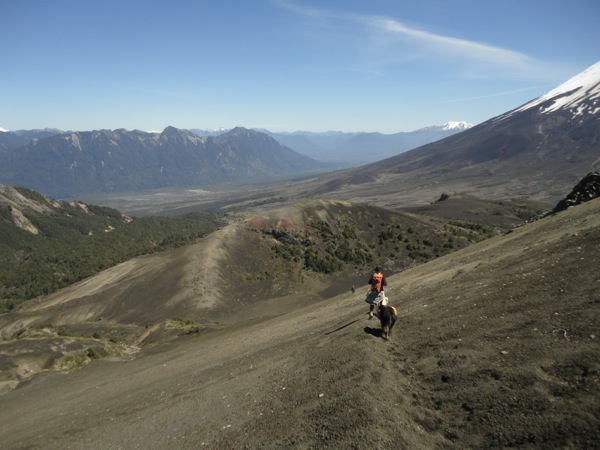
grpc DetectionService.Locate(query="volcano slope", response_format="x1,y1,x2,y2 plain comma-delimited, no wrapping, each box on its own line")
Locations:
0,197,598,448
1,197,524,386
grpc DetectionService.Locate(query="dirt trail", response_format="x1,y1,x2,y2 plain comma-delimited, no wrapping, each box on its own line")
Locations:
168,222,239,310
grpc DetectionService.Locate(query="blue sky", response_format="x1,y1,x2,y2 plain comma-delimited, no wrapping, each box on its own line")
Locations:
1,0,598,133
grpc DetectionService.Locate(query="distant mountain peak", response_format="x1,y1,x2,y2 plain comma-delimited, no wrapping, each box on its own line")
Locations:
161,125,182,135
159,126,202,142
442,121,473,131
227,126,253,135
416,122,473,133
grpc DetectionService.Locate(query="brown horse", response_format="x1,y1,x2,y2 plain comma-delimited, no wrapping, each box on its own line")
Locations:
378,304,397,340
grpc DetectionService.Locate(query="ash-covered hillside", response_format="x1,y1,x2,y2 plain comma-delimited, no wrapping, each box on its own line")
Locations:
304,62,600,207
0,180,598,449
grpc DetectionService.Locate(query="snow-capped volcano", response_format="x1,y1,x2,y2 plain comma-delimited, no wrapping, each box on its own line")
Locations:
442,121,473,131
417,121,473,133
350,61,600,206
509,61,600,118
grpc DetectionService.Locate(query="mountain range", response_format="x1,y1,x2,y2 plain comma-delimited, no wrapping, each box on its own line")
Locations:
0,128,64,153
34,62,596,218
2,63,598,206
192,122,473,166
294,61,600,208
0,127,323,198
0,121,474,199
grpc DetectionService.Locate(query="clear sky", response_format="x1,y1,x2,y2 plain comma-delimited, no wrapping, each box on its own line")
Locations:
1,0,598,133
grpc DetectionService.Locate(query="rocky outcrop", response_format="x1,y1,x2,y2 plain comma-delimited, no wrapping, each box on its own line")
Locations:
551,172,600,213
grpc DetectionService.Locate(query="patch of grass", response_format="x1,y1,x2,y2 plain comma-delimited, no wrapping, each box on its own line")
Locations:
171,317,194,326
54,349,93,371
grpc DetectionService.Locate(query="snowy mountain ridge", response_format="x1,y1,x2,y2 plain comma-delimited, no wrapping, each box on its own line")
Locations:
509,61,600,118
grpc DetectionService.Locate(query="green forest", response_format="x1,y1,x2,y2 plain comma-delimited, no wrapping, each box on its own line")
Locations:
0,188,224,313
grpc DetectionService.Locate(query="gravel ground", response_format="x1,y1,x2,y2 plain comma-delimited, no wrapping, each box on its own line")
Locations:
0,199,599,449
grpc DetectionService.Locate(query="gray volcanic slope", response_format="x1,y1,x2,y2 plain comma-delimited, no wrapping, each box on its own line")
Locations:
0,198,598,449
